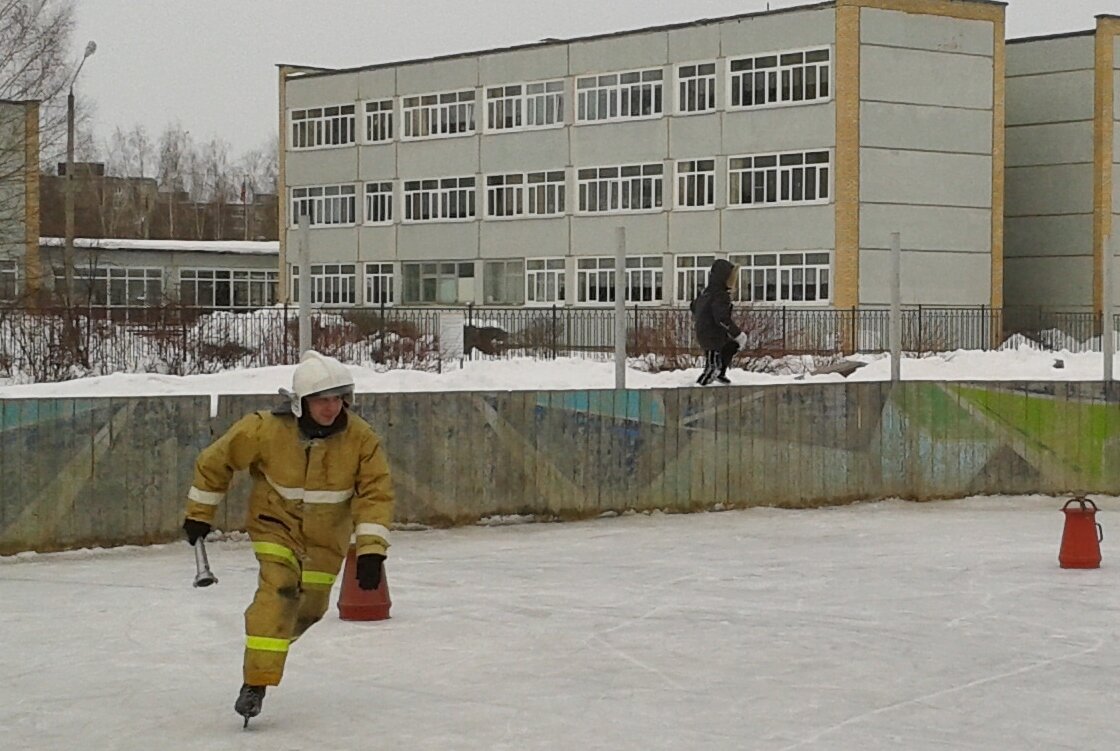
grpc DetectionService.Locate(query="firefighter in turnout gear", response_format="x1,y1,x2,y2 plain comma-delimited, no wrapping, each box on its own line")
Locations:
182,350,395,724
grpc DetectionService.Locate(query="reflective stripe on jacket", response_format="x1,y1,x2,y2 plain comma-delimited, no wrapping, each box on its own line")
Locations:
185,410,394,558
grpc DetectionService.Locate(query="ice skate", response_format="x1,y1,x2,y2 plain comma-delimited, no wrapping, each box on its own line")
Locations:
235,683,266,727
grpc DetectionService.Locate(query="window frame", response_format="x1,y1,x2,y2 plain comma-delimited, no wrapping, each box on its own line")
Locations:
0,260,17,301
400,260,476,304
290,263,358,307
673,254,717,304
290,183,359,228
363,181,394,225
676,61,718,115
728,250,832,305
577,163,664,215
727,149,832,209
575,67,664,124
364,262,395,306
574,255,664,306
484,79,565,133
289,104,357,150
675,158,717,211
402,176,477,223
179,268,278,309
727,46,832,111
401,88,477,140
363,99,394,144
525,257,567,306
483,259,526,305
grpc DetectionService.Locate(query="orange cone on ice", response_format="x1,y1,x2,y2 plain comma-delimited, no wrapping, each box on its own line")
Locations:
337,545,391,621
1059,496,1103,569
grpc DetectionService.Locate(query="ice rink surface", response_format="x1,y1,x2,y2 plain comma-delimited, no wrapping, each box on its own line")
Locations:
2,495,1119,750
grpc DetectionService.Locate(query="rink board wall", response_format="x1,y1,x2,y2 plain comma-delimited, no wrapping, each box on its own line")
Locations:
2,381,1119,554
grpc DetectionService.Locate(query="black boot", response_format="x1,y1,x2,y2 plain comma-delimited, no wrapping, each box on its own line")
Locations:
235,684,266,724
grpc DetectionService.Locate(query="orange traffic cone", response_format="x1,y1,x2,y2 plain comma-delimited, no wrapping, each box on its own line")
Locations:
1059,496,1103,569
337,545,391,621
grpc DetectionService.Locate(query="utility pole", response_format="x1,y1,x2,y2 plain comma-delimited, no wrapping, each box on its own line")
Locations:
62,40,98,306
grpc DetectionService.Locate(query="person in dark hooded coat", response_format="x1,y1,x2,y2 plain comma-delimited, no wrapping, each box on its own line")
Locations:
689,258,748,385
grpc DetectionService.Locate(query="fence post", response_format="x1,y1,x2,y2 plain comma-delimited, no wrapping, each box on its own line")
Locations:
551,304,558,359
916,303,923,356
784,304,792,353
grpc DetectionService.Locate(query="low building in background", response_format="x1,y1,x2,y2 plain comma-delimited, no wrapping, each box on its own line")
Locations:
35,236,279,309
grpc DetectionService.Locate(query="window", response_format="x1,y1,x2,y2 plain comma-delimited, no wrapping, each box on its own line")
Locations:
0,260,16,301
729,251,831,304
486,80,564,131
728,150,830,207
525,80,565,127
180,269,278,308
576,68,663,122
403,177,476,221
576,255,663,303
57,266,162,307
402,89,476,139
676,159,716,209
625,256,663,303
290,184,358,226
677,62,716,113
290,105,356,149
364,262,394,305
577,164,663,213
364,182,393,224
486,174,524,218
290,264,357,305
729,47,831,109
401,261,475,304
484,260,525,304
526,258,566,304
675,254,716,304
527,170,566,216
364,99,393,143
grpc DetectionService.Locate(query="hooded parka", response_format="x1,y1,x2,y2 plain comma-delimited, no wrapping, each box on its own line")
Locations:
185,406,394,686
690,258,742,350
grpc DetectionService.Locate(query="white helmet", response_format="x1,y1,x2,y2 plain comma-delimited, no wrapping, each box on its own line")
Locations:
282,350,354,417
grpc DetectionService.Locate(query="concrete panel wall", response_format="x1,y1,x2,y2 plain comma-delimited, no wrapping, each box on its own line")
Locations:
859,249,991,305
480,220,570,259
1004,256,1094,310
6,381,1120,554
1005,70,1095,126
860,205,991,253
856,11,995,308
861,150,992,208
718,8,836,57
1005,164,1094,218
1004,215,1093,258
723,204,834,252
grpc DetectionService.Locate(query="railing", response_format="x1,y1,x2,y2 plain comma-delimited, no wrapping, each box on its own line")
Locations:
0,302,1116,383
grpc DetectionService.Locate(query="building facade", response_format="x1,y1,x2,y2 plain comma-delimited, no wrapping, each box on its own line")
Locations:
1005,15,1120,312
25,237,279,308
0,99,41,300
279,0,1005,310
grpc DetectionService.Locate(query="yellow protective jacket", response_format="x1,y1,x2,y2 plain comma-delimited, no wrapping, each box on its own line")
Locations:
185,409,394,559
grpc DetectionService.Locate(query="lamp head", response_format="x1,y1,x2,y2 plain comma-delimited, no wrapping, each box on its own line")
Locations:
83,41,97,59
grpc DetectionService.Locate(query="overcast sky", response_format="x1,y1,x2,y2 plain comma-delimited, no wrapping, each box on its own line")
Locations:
72,0,1119,156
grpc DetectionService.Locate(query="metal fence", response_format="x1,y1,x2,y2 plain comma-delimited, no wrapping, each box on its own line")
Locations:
0,302,1116,383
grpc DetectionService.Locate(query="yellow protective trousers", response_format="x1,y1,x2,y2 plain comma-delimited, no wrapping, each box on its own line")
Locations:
243,538,344,686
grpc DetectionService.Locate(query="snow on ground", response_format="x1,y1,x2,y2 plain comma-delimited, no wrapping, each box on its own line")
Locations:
0,344,1109,400
2,495,1118,750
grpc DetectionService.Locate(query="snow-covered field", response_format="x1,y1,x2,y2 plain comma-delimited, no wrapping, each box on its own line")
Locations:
0,343,1110,399
2,495,1117,750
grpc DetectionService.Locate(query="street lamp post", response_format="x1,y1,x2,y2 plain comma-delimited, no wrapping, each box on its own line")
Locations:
62,40,97,306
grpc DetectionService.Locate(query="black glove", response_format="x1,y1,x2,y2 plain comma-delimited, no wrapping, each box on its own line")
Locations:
183,518,211,546
356,553,386,590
